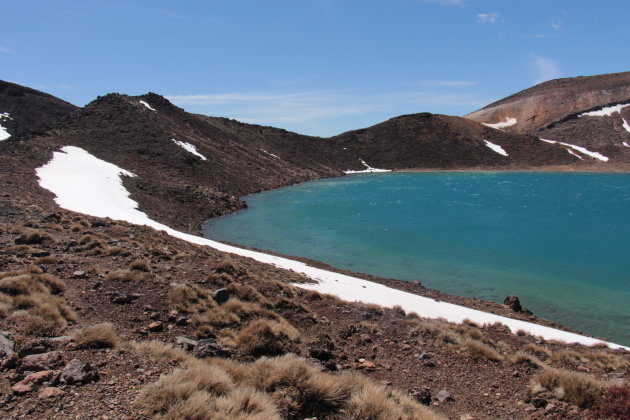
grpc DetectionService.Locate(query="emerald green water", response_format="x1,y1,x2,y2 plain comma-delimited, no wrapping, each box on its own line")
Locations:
203,172,630,345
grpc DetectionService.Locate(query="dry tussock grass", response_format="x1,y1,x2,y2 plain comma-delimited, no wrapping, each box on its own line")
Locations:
462,339,504,362
235,319,299,356
582,351,629,371
549,349,583,367
129,259,151,272
510,351,546,369
138,352,445,420
131,340,192,364
530,368,607,407
12,227,55,244
0,269,75,335
73,322,119,349
105,269,154,284
523,343,552,358
168,283,215,313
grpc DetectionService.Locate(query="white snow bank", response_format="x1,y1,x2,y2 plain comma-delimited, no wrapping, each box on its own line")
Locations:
622,118,630,134
580,103,630,117
35,146,628,350
482,117,517,130
566,148,584,160
483,140,508,156
172,139,207,161
540,139,609,162
260,148,280,159
139,100,156,111
623,142,630,148
0,112,12,141
344,159,391,174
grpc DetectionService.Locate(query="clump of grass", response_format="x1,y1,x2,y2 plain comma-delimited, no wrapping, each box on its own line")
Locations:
550,350,584,367
524,343,552,358
582,351,629,371
131,340,192,364
137,352,446,420
462,339,504,362
105,269,153,284
33,256,60,265
225,283,267,304
168,283,215,313
235,319,299,356
215,259,240,276
73,322,119,349
129,259,151,272
530,368,606,407
13,227,54,244
510,351,546,369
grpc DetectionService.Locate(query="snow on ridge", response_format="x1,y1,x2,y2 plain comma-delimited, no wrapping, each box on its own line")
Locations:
579,103,630,117
0,112,12,141
622,118,630,134
344,159,391,174
34,145,629,350
260,148,280,159
172,139,207,161
482,117,518,130
139,100,156,112
483,139,508,156
623,142,630,148
539,138,609,162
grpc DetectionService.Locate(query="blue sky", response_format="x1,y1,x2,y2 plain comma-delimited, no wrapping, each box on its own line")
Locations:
1,1,628,136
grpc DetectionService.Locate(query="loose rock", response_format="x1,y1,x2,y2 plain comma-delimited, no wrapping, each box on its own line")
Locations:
61,359,98,385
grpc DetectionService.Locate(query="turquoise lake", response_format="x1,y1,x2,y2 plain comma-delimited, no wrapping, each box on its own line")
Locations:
203,172,630,345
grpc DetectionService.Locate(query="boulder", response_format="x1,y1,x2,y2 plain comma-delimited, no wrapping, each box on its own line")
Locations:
176,336,198,352
18,336,73,357
192,339,231,358
503,295,523,312
309,347,334,362
147,322,164,332
39,386,64,398
212,288,230,305
436,389,454,403
22,370,58,386
0,332,15,357
61,359,98,385
408,387,432,405
19,351,64,372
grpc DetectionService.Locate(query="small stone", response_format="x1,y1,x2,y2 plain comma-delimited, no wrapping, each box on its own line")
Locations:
361,361,376,369
531,397,548,408
38,386,64,399
22,370,58,385
419,352,431,360
359,333,372,344
436,389,453,403
460,415,475,420
424,361,437,368
309,348,333,362
73,271,86,278
147,322,164,332
31,251,50,258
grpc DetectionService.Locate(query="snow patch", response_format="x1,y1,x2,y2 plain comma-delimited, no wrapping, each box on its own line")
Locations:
566,148,584,160
344,159,391,174
483,139,508,156
34,145,628,350
172,139,207,161
622,118,630,134
539,138,609,162
260,148,280,159
0,112,11,141
139,100,156,111
579,103,630,117
482,117,517,130
623,142,630,148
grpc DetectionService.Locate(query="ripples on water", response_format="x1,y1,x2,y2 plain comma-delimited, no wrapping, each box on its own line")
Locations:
204,172,630,345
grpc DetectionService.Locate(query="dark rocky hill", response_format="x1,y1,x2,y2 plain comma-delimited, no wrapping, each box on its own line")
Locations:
0,80,77,139
0,85,584,232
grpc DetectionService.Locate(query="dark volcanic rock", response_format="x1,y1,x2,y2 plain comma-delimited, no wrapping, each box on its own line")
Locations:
408,387,432,405
211,288,230,305
504,295,523,312
192,338,231,358
61,359,98,385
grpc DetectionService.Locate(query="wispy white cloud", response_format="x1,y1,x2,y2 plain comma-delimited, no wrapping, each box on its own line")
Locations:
415,80,478,87
551,20,563,32
160,10,182,19
531,54,562,84
477,12,499,24
166,89,488,126
0,45,17,55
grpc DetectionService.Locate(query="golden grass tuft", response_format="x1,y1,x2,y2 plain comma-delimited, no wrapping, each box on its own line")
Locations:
235,319,299,356
510,351,546,369
168,283,215,313
462,339,504,362
129,259,151,272
73,322,119,349
524,343,552,358
530,368,606,407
